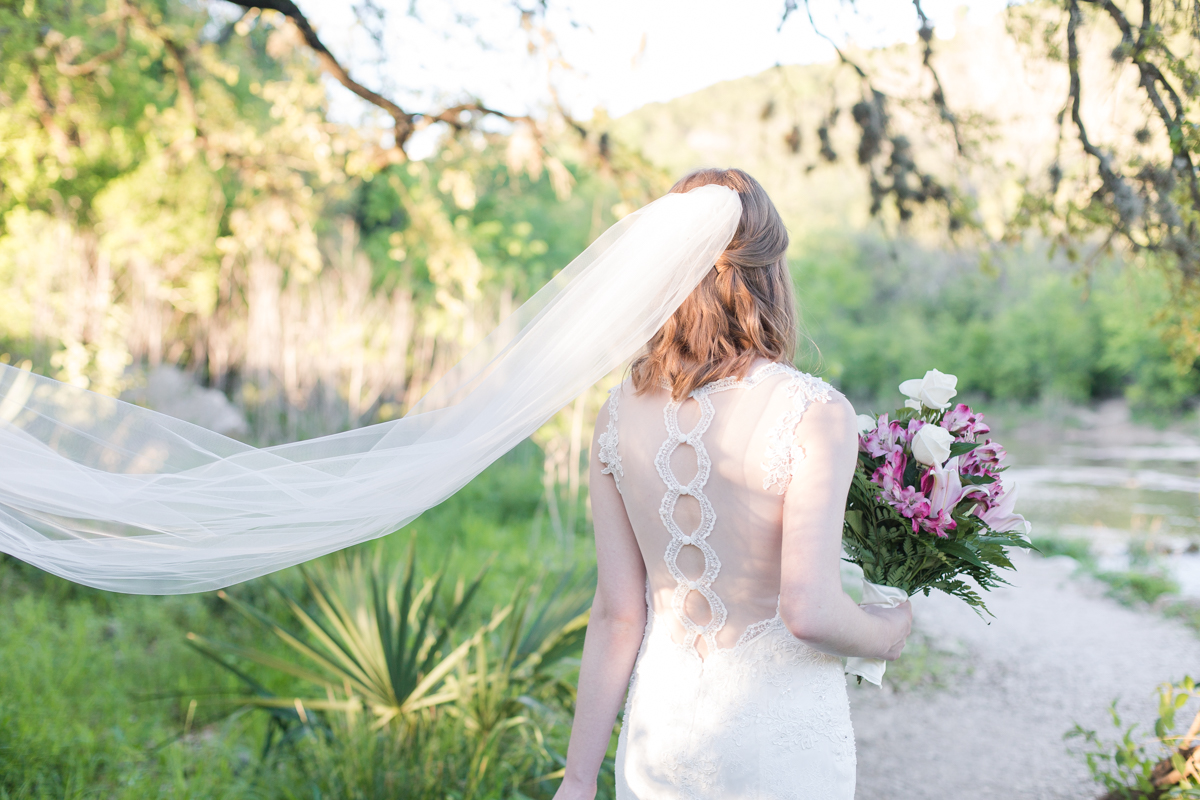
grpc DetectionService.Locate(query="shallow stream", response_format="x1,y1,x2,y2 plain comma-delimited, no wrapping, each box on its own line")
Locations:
987,398,1200,598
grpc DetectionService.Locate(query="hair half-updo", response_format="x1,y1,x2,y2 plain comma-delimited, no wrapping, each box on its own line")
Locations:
631,168,797,401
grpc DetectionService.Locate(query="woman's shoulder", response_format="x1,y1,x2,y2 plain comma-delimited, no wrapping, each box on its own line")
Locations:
756,364,852,493
755,363,855,438
743,361,839,404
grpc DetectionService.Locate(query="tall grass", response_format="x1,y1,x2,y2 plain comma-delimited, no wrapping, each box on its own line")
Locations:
0,444,599,799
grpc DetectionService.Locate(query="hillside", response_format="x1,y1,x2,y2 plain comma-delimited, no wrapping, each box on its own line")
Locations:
610,7,1141,242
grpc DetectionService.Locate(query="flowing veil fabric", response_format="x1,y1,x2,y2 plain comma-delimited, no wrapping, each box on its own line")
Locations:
0,185,741,594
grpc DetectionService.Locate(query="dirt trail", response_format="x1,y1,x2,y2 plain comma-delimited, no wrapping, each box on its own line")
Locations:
849,550,1200,799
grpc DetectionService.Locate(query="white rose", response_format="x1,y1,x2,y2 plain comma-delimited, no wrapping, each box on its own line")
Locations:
856,414,877,434
911,423,954,466
899,369,958,410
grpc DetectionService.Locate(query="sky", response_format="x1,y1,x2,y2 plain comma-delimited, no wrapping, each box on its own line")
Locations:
296,0,1015,152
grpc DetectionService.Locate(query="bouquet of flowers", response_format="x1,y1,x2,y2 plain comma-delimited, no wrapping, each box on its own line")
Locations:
843,369,1033,684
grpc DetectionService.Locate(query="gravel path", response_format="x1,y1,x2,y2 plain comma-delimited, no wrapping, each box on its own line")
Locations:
849,550,1200,799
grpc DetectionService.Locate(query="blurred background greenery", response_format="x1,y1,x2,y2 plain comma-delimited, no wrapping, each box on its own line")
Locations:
2,0,1200,797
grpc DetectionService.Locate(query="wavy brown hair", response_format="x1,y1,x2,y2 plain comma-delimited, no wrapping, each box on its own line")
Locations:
631,168,796,400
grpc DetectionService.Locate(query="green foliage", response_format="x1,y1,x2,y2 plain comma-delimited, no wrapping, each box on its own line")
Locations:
0,443,597,799
186,540,593,798
1167,601,1200,638
793,235,1200,411
0,556,268,799
1067,676,1200,799
1031,535,1095,565
1098,570,1181,607
188,541,491,732
1032,534,1182,609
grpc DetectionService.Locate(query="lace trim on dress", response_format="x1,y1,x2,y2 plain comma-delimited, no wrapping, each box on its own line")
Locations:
761,370,834,495
656,389,723,656
655,361,810,660
596,385,624,492
733,611,783,652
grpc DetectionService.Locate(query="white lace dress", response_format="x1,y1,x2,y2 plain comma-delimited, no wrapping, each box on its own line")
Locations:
596,363,856,800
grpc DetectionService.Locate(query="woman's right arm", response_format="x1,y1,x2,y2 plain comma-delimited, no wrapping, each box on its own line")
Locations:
778,391,912,660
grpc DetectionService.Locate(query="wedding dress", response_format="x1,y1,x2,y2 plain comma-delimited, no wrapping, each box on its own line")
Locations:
596,361,856,799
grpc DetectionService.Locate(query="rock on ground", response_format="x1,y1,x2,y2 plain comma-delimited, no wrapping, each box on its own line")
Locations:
850,551,1200,800
121,365,248,438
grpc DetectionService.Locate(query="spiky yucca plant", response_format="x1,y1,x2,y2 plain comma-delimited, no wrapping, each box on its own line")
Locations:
187,540,488,732
185,542,597,797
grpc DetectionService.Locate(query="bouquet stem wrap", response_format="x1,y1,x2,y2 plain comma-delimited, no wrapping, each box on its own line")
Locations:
844,580,910,686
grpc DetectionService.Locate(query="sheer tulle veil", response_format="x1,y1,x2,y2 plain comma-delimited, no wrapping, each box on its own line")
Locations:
0,184,742,594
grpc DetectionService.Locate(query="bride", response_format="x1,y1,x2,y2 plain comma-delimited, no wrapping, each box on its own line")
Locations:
0,162,909,797
553,169,912,800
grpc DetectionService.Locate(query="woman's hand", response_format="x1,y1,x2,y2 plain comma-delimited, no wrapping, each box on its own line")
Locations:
861,600,912,660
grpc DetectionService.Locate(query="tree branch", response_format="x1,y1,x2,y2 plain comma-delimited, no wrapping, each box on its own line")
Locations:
1080,0,1200,256
222,0,416,150
221,0,545,158
25,58,73,162
124,1,198,127
800,0,869,79
1082,0,1200,215
1066,0,1138,235
54,19,128,77
912,0,965,155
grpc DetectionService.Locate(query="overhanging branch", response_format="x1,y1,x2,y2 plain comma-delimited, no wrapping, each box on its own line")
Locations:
222,0,414,149
1081,0,1200,214
54,18,128,77
220,0,541,156
912,0,965,155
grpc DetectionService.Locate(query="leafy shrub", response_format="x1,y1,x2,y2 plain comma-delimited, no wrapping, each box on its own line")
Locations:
792,235,1200,412
187,542,594,799
1067,676,1200,799
1031,535,1094,566
1167,602,1200,638
1097,571,1181,606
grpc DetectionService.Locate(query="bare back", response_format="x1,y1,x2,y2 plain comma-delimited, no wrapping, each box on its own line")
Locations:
596,360,834,657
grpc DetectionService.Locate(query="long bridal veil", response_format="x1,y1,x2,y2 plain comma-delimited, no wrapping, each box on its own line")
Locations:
0,184,742,594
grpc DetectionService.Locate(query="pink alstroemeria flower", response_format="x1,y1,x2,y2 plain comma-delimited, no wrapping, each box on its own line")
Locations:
871,449,907,493
973,480,1004,513
872,451,931,532
973,482,1031,534
940,403,991,441
891,486,932,532
960,440,1006,477
919,508,956,538
861,414,908,458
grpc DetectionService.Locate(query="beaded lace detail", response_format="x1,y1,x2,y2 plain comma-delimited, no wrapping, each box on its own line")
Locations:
596,386,624,491
761,371,834,495
657,387,723,656
655,362,817,660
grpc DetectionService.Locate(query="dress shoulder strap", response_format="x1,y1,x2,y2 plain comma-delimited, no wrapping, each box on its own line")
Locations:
761,368,834,495
596,384,624,492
